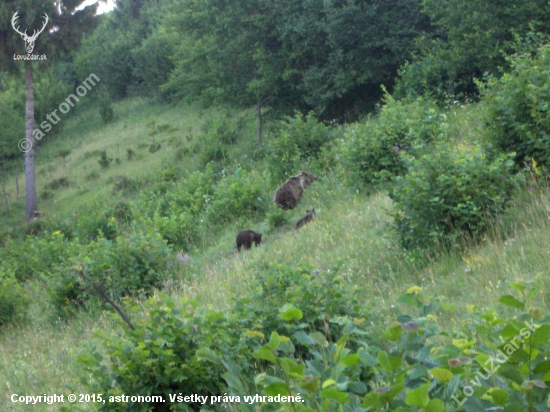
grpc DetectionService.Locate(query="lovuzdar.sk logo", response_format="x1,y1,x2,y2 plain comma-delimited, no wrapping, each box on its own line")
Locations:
12,10,48,61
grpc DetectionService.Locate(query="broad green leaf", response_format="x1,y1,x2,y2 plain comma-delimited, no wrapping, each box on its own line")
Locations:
498,295,524,309
429,367,453,382
406,383,430,407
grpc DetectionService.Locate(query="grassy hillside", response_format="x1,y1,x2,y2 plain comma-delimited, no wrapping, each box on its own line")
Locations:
1,97,549,411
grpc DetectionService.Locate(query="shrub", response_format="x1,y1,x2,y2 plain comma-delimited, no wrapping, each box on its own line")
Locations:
483,43,550,171
206,168,268,225
197,114,242,166
1,231,76,282
134,166,214,248
266,204,289,229
0,271,29,327
78,297,227,411
46,177,70,190
99,100,114,124
267,112,333,182
49,232,172,315
389,141,517,249
74,206,119,241
126,148,135,160
340,93,447,188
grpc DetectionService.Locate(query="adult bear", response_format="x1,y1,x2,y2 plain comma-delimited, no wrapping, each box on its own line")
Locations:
273,171,317,210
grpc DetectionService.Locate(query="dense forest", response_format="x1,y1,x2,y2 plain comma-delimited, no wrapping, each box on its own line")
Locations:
1,0,550,411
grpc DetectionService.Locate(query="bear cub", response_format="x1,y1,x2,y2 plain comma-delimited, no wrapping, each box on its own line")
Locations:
295,208,316,230
236,230,262,251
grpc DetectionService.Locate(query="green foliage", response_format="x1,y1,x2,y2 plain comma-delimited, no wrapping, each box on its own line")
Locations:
0,231,76,282
79,267,550,411
78,297,226,411
74,205,119,241
389,141,517,249
49,232,172,316
267,112,333,182
483,43,550,170
396,0,550,101
266,204,289,229
340,94,447,188
197,115,242,166
206,168,267,225
0,270,29,327
99,100,114,124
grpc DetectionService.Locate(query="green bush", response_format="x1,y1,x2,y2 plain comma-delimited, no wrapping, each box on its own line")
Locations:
389,141,517,249
197,114,242,166
78,297,227,411
0,271,29,327
49,232,172,315
340,93,447,188
206,168,268,225
266,204,289,229
78,260,550,411
267,112,333,182
1,231,76,282
74,206,119,241
483,43,550,170
134,165,214,249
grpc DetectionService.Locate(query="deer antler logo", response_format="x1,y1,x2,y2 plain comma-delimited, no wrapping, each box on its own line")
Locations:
11,11,49,54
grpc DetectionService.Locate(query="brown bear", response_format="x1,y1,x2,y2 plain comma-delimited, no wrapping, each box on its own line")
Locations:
236,230,262,251
273,171,318,210
295,208,316,230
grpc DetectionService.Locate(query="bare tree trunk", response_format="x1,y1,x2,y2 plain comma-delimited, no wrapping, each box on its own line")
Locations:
15,166,19,198
256,98,262,143
1,155,9,218
24,62,38,220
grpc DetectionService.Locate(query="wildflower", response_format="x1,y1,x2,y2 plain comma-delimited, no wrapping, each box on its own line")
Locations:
314,270,320,275
52,230,62,235
528,187,533,192
393,143,400,152
448,358,459,368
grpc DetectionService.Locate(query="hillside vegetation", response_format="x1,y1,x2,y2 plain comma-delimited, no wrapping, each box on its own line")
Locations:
1,0,550,411
2,75,550,410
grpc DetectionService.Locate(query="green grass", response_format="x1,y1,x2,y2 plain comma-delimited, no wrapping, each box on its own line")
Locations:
1,99,549,410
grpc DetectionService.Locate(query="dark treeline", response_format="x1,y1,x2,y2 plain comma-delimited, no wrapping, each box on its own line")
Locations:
2,0,550,156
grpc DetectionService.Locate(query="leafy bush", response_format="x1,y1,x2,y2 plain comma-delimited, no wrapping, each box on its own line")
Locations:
197,114,242,166
99,99,114,124
389,141,517,249
1,231,76,282
206,168,268,225
340,93,447,188
0,271,29,327
267,112,333,182
134,166,215,249
483,43,550,170
74,206,119,241
49,232,172,315
266,204,289,229
78,297,227,411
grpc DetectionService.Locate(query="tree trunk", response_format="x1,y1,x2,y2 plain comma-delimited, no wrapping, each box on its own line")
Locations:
25,62,38,220
1,155,9,218
15,166,19,198
256,98,262,143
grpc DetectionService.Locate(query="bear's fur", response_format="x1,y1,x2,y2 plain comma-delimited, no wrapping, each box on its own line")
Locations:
236,230,262,251
295,208,316,230
273,171,318,210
